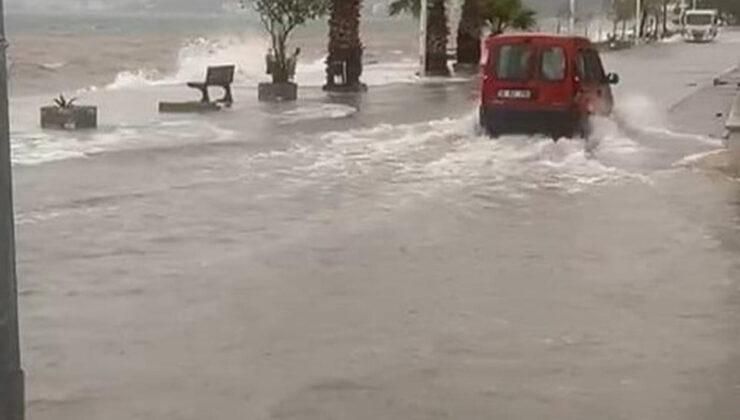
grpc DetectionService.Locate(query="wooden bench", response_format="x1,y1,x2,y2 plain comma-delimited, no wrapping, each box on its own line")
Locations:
187,65,235,105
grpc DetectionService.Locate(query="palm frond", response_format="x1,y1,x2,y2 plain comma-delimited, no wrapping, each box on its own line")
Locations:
389,0,420,17
481,0,536,32
512,8,537,30
52,94,78,109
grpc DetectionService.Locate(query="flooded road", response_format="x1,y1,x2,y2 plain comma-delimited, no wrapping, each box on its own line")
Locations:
12,30,740,420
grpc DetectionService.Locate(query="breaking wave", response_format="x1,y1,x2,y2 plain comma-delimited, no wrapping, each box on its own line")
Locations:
106,36,424,90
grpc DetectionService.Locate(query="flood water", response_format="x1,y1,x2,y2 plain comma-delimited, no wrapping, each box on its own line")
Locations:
6,11,740,420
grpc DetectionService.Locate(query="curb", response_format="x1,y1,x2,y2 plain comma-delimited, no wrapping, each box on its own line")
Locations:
726,92,740,150
668,64,739,112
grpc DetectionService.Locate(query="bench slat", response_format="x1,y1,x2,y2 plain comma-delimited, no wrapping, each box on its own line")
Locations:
205,65,235,85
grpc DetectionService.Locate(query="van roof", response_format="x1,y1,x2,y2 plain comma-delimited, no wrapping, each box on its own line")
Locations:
486,33,592,45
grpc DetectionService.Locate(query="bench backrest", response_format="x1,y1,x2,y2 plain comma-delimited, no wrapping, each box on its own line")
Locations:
206,65,235,85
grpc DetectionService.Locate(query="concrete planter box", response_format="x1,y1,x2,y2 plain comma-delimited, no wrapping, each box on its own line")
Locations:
40,106,97,129
452,62,479,75
258,82,298,102
323,83,368,93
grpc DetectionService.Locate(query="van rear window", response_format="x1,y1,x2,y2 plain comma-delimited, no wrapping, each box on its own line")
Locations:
540,47,566,81
495,45,532,80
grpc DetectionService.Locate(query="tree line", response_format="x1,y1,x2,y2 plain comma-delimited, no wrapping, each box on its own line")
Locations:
611,0,738,40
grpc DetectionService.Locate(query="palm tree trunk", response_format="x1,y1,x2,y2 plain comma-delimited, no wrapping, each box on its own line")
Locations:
426,0,450,76
456,0,482,66
325,0,365,91
662,0,668,36
621,19,626,39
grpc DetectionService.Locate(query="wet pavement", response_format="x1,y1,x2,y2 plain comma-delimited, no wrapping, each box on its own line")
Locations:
12,30,740,420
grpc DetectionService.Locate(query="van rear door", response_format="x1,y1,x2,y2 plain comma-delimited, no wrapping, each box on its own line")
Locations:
532,41,573,110
575,48,613,116
489,42,536,104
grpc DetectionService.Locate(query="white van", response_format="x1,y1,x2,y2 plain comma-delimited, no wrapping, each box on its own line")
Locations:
682,9,719,42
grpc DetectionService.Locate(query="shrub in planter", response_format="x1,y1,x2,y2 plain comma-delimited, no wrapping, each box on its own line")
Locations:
40,95,97,130
241,0,328,102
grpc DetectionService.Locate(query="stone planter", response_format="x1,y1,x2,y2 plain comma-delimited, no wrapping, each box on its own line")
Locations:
258,82,298,102
452,62,479,76
323,82,368,93
40,106,97,130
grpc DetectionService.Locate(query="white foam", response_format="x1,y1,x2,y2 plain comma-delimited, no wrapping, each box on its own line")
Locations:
10,132,88,166
278,104,358,123
107,69,166,90
38,61,67,71
241,111,648,201
11,120,237,166
673,148,727,167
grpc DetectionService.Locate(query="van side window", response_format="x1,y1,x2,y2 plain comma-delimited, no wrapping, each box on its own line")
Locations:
576,53,586,80
540,47,565,81
576,50,605,83
495,45,533,80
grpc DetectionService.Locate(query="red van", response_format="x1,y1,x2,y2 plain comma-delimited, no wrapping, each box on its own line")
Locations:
479,34,619,139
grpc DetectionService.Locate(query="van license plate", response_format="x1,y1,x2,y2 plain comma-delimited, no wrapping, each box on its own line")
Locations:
498,89,532,99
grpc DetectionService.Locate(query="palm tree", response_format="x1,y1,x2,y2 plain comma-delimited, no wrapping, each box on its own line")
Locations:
482,0,537,35
612,0,634,39
325,0,365,91
456,0,484,67
390,0,450,76
456,0,535,67
662,0,669,36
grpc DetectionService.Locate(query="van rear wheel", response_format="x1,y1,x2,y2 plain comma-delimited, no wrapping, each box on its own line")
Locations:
479,108,500,138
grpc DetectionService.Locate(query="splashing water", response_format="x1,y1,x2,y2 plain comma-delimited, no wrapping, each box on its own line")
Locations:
240,111,650,204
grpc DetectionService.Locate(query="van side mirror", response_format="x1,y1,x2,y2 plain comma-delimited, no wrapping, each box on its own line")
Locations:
606,73,620,85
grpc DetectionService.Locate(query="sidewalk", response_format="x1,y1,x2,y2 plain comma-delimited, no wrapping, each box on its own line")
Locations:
669,66,740,140
670,66,740,175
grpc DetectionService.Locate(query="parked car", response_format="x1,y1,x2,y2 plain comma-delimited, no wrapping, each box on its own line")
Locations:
479,34,619,140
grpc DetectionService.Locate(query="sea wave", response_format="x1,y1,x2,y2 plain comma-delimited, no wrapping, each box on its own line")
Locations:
105,35,424,91
38,61,67,71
